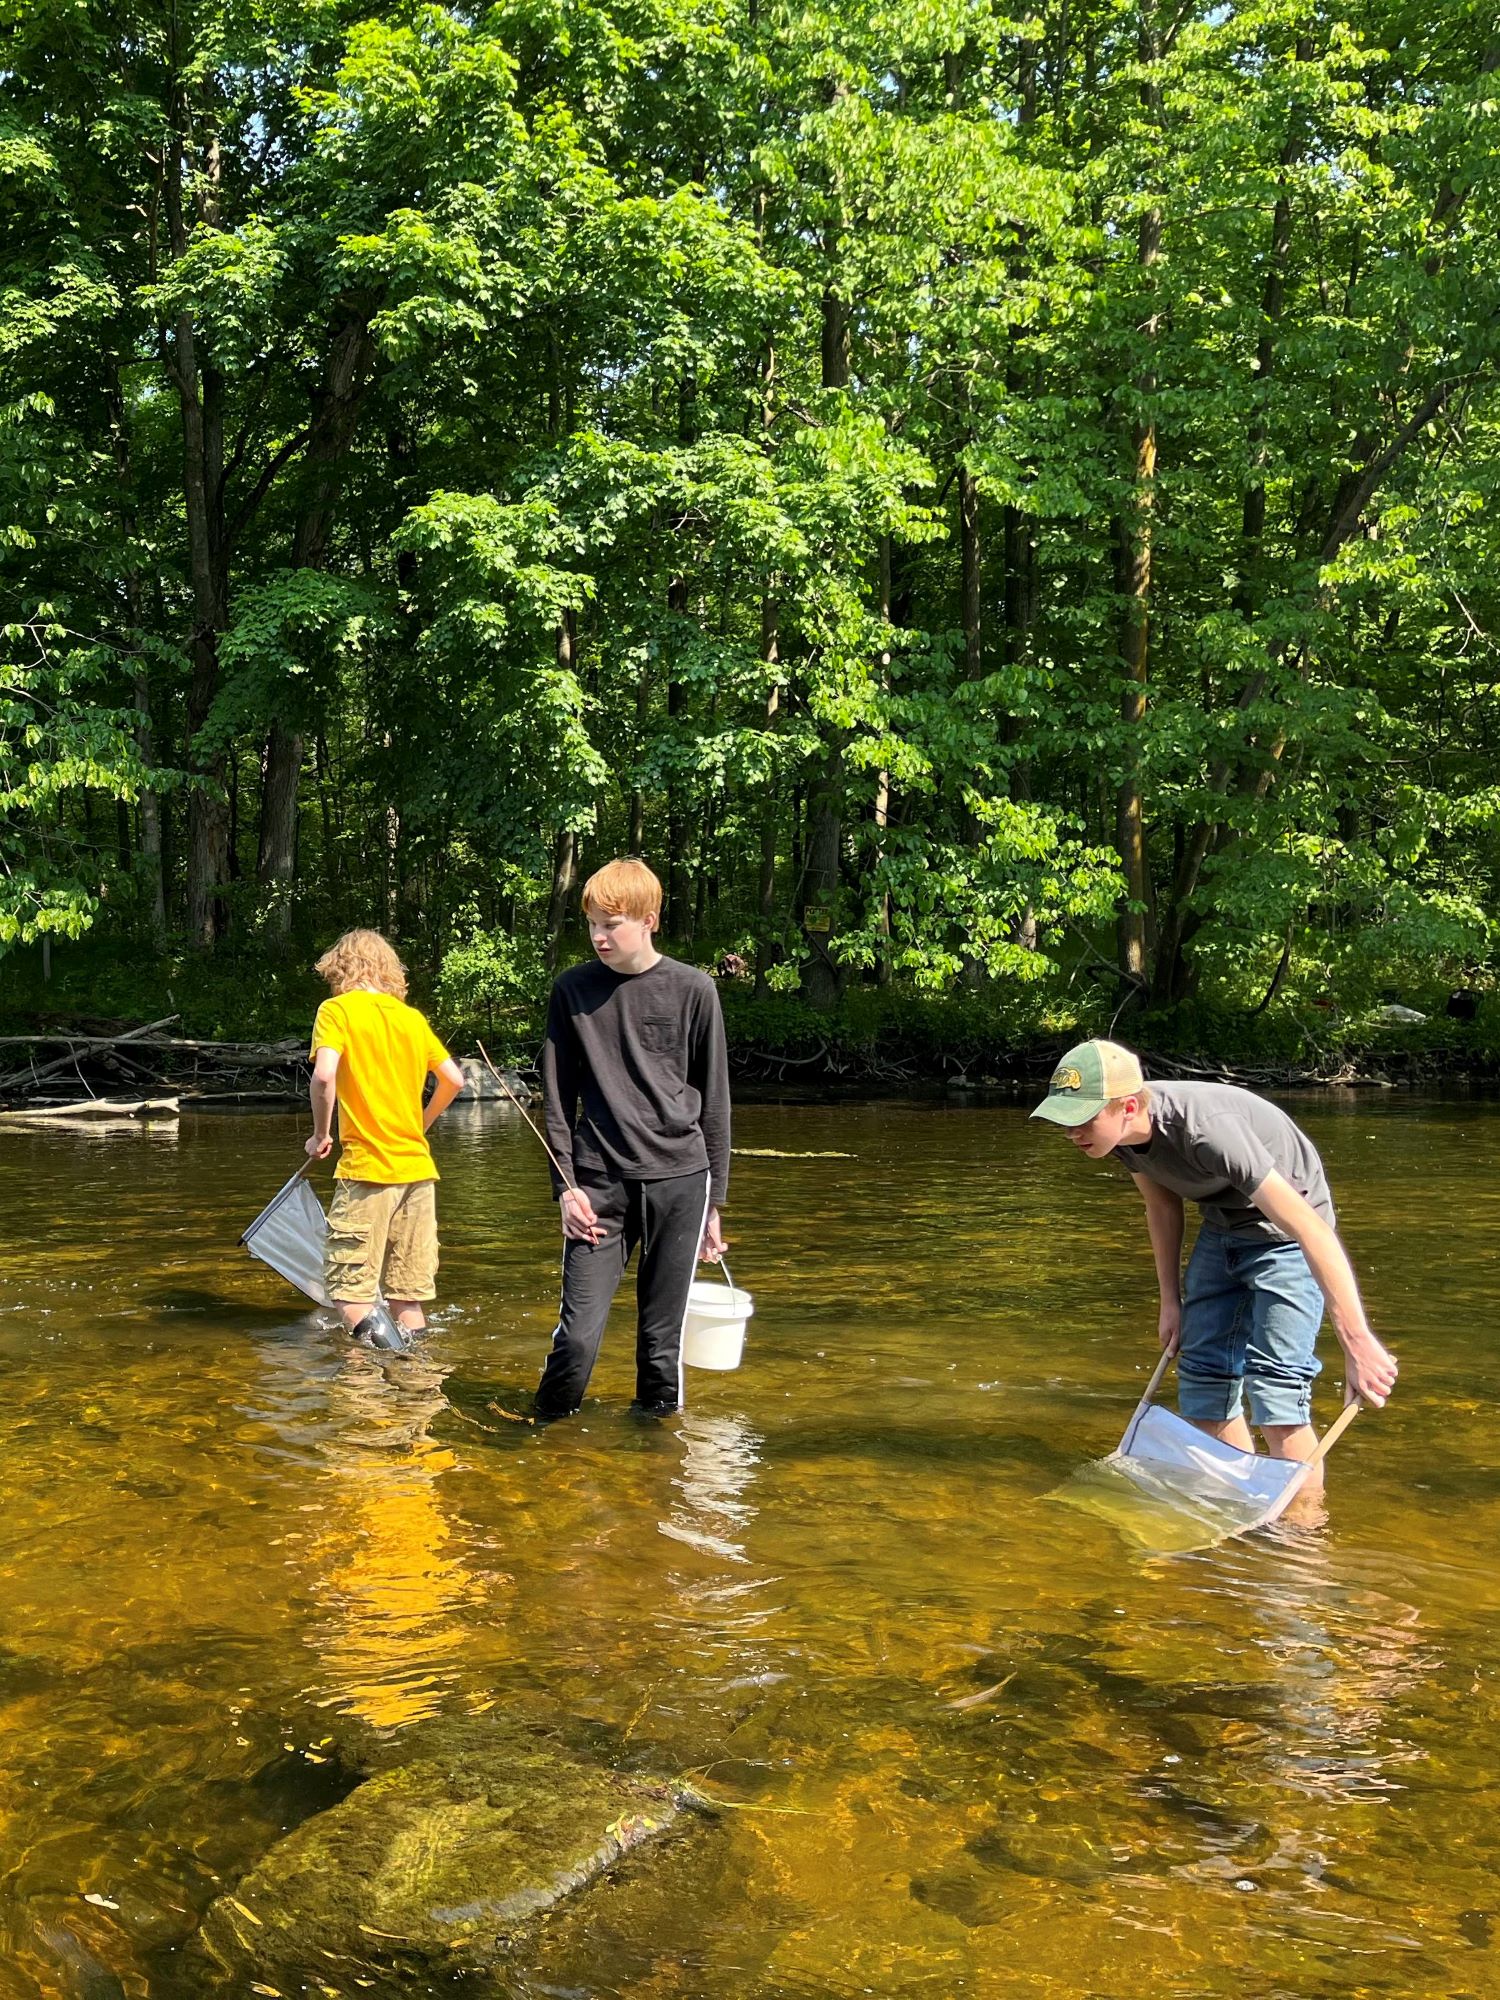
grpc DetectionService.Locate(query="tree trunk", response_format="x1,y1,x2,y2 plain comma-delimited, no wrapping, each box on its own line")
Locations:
666,661,692,940
1003,22,1040,956
1152,50,1310,1001
663,362,699,939
799,218,850,1005
629,660,649,857
755,598,781,998
544,612,580,969
694,796,715,938
800,754,845,1010
161,92,232,949
257,721,304,913
873,533,895,984
544,828,577,972
257,309,378,930
873,769,894,986
1114,383,1155,991
957,447,987,971
133,669,167,940
959,462,982,685
1114,18,1162,993
105,363,168,941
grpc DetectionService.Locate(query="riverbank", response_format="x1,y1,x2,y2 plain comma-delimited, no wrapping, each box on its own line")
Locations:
0,998,1492,1108
4,936,1495,1095
716,990,1500,1092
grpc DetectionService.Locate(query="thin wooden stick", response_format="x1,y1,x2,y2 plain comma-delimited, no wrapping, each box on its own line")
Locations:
474,1041,603,1248
1119,1337,1180,1452
1303,1393,1362,1470
474,1041,577,1192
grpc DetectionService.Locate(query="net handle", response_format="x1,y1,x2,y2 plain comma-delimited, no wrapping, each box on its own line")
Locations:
1303,1389,1363,1470
239,1157,316,1246
1131,1335,1179,1419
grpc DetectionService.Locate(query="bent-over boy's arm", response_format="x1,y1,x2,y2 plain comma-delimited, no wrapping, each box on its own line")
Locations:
423,1056,466,1131
1250,1169,1398,1407
307,1045,340,1159
1132,1173,1185,1349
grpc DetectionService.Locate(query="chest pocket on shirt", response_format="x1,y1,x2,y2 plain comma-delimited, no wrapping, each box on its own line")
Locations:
638,1016,681,1056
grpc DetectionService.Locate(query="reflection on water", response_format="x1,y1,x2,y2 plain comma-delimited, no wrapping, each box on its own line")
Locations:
660,1409,761,1563
0,1096,1496,1996
251,1341,480,1728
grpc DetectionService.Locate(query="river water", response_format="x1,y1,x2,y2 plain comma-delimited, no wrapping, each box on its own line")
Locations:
0,1096,1494,1997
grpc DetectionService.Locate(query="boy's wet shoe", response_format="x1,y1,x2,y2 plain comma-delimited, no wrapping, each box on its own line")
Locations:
529,1399,578,1425
351,1306,410,1353
631,1399,682,1419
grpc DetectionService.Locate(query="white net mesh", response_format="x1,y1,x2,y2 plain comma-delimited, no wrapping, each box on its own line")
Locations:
1056,1405,1311,1553
241,1175,331,1305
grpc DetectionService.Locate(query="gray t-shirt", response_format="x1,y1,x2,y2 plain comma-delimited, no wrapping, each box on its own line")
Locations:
1112,1081,1335,1240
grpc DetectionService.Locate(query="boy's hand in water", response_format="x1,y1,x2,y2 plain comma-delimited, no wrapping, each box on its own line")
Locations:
559,1188,602,1243
699,1208,726,1262
305,1132,333,1161
1341,1326,1399,1408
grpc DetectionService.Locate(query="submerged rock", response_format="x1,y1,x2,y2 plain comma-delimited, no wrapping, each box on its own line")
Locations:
196,1731,695,1979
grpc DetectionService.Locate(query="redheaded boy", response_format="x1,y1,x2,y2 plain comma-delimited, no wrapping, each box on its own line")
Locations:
535,859,730,1418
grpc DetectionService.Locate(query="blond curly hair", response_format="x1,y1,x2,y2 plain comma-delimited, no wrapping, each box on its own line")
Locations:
314,929,408,999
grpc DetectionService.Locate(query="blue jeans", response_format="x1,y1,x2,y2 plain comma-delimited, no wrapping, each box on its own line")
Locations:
1178,1229,1323,1429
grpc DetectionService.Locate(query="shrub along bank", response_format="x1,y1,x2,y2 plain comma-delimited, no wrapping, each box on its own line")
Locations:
2,936,1495,1092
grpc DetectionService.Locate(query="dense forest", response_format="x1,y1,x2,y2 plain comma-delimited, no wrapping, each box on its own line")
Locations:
1,0,1497,1053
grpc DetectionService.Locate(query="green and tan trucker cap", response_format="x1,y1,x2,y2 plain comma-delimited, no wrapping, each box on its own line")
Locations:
1029,1039,1145,1127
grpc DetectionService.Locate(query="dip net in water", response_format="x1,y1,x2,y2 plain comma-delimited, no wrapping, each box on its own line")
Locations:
241,1171,333,1305
241,1168,407,1350
1055,1405,1313,1554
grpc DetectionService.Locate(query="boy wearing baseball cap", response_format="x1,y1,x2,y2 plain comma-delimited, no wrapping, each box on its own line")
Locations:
1032,1040,1397,1487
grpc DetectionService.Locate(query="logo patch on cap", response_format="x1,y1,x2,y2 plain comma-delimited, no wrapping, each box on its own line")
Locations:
1052,1066,1083,1092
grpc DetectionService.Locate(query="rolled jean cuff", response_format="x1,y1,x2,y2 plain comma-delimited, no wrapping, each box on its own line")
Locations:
1178,1368,1313,1429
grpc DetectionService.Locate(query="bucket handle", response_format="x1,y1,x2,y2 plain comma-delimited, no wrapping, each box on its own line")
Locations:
705,1253,739,1309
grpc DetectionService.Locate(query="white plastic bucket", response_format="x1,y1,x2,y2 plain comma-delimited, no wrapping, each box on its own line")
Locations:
682,1272,754,1371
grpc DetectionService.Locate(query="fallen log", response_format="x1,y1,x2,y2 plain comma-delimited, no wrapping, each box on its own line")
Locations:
0,1097,180,1123
0,1015,180,1096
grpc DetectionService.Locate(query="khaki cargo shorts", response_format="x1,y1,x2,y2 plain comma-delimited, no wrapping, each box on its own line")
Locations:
325,1178,439,1303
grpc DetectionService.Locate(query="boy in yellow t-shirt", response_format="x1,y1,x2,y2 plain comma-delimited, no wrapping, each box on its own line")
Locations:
307,929,467,1344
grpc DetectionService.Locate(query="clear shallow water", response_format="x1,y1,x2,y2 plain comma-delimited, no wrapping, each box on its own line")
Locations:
0,1094,1496,1997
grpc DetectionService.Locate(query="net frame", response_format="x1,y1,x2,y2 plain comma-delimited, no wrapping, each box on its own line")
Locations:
241,1167,332,1305
1110,1402,1312,1538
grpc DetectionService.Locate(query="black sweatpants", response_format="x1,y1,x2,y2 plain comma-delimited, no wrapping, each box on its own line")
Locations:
535,1171,711,1417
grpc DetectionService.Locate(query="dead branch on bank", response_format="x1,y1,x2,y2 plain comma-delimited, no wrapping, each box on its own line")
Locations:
0,1020,310,1108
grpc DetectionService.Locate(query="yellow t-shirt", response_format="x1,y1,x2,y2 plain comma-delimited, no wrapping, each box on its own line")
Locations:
310,990,452,1184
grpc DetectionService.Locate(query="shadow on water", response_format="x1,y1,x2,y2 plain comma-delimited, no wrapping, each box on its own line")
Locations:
0,1099,1496,1997
760,1417,1077,1482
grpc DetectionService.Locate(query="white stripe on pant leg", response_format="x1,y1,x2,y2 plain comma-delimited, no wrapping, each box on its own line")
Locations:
542,1228,568,1384
676,1171,713,1411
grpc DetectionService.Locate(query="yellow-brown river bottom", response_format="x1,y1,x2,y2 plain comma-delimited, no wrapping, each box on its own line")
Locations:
0,1095,1495,1998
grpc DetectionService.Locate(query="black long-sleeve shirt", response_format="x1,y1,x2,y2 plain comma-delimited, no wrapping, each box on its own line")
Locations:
541,956,731,1207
